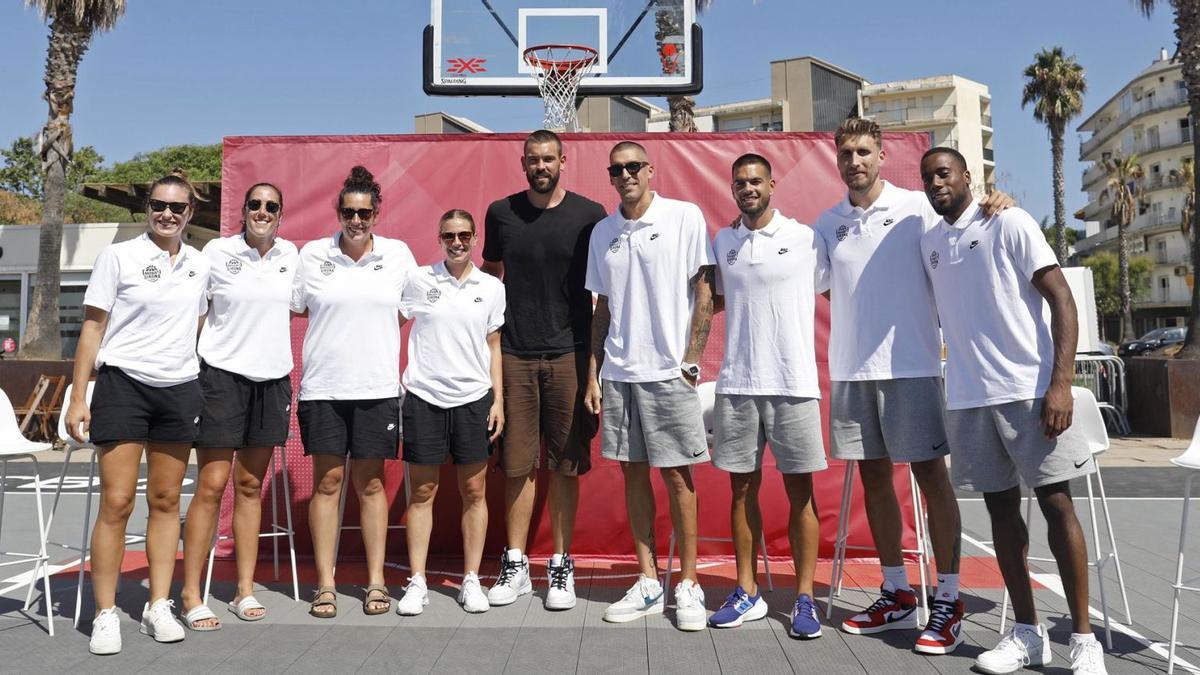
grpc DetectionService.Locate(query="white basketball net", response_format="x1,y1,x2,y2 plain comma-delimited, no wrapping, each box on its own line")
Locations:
524,45,598,132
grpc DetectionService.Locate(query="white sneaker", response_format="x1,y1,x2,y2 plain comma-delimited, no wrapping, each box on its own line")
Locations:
603,574,664,623
975,623,1051,674
139,598,185,643
487,549,532,606
545,555,577,610
458,572,490,613
1070,634,1108,675
397,575,430,616
89,606,122,655
673,579,707,632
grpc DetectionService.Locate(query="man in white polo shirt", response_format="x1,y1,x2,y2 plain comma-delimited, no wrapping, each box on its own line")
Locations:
584,140,716,632
705,153,829,639
814,117,1017,654
919,147,1105,675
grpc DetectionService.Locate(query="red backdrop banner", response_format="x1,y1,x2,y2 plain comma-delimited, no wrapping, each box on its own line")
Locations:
218,132,929,560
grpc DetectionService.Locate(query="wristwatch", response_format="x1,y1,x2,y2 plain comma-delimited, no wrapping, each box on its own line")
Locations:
681,362,701,379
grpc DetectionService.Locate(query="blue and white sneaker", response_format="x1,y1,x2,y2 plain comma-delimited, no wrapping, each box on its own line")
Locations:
603,574,664,623
708,585,768,628
789,594,823,639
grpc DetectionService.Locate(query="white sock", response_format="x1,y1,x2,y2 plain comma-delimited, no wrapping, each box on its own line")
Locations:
882,565,911,592
550,553,564,567
935,573,960,601
506,548,524,563
1071,632,1097,644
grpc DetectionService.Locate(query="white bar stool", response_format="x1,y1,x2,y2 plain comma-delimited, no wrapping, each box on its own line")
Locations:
202,445,301,603
998,387,1131,650
44,382,148,627
333,456,409,570
1167,415,1200,674
0,390,55,635
825,459,934,624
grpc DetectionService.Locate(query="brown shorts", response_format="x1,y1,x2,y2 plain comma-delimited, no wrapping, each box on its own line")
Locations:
500,351,597,477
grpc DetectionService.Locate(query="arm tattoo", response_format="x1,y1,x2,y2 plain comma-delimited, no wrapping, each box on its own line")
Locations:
685,265,715,362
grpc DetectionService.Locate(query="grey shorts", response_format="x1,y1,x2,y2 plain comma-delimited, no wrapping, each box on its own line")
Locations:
601,378,709,468
830,377,949,464
946,397,1096,493
712,394,827,474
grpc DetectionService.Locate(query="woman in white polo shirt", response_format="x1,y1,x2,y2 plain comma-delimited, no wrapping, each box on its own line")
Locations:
291,166,417,618
66,170,211,655
178,182,298,631
394,209,505,616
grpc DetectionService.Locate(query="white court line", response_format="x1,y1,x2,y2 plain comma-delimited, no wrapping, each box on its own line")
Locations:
958,497,1188,502
962,532,1200,674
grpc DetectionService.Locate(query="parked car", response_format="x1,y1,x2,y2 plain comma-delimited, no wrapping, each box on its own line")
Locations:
1119,327,1187,356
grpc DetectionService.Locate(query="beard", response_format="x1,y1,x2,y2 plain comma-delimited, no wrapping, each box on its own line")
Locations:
738,194,771,219
527,169,560,194
930,190,969,217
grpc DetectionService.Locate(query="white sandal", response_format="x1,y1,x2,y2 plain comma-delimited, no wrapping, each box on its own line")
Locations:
228,595,267,622
184,604,222,632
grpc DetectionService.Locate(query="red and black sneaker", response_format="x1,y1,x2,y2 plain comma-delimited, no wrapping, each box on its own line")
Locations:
914,597,965,655
840,586,919,634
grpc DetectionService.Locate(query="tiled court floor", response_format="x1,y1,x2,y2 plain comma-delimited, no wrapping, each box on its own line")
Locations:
0,469,1197,673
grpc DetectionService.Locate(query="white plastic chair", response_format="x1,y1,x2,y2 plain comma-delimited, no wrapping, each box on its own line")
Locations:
0,389,55,635
1167,415,1200,674
202,444,301,603
825,460,935,624
664,382,772,593
998,386,1131,650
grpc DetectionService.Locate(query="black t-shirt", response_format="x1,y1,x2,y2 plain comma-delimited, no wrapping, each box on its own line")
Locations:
483,190,608,356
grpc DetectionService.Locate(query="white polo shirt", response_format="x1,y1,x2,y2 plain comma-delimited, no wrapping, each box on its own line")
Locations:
585,192,716,383
82,232,210,387
290,233,417,401
713,211,829,398
198,234,298,381
814,181,944,382
920,201,1060,410
400,262,505,408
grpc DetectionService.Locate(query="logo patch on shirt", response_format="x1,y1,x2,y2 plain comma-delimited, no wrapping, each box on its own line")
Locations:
608,237,621,253
142,265,161,282
474,297,483,303
426,288,442,303
320,261,335,276
373,263,384,270
969,240,980,249
726,249,738,266
882,218,894,227
929,251,940,269
778,247,789,255
649,232,660,241
836,224,849,241
226,258,242,275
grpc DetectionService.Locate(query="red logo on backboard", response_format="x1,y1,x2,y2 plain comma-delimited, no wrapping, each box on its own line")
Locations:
447,58,488,74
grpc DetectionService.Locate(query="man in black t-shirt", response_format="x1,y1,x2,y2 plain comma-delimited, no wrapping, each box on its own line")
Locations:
481,130,607,611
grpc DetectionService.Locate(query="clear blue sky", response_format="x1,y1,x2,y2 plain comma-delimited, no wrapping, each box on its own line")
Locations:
0,0,1179,225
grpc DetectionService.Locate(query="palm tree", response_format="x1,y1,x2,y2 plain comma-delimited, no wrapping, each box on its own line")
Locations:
656,0,714,132
1022,47,1087,264
1104,154,1144,341
20,0,126,360
1132,0,1200,357
1179,160,1195,239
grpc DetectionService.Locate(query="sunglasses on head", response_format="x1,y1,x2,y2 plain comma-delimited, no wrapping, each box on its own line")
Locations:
439,231,474,244
339,207,375,221
148,199,188,215
246,199,281,214
607,161,649,178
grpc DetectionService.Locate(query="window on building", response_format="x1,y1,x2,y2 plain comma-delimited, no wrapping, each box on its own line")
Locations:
1177,79,1187,103
1180,118,1192,144
717,116,755,132
26,272,89,358
0,278,20,350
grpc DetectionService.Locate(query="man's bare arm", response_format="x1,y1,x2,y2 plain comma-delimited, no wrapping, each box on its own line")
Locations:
481,259,504,279
1031,265,1079,439
682,265,715,385
584,295,610,414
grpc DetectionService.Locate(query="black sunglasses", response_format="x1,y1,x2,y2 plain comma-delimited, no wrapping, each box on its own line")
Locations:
148,199,188,215
439,231,474,244
246,199,281,214
339,207,376,221
607,161,649,178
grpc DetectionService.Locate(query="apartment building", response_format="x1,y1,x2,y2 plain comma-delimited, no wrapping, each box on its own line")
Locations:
1073,49,1193,335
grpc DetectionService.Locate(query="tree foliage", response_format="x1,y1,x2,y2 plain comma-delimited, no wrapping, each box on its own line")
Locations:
0,136,103,200
1083,251,1154,319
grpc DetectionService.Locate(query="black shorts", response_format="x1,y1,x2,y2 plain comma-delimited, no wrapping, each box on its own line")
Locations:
402,391,494,466
195,362,292,449
297,398,400,460
89,366,203,446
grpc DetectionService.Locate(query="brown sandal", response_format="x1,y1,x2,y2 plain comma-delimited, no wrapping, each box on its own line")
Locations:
363,584,392,615
310,586,337,619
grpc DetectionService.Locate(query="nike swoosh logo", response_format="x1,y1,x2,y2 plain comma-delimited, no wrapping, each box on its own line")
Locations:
691,449,706,458
1074,458,1089,469
932,441,946,451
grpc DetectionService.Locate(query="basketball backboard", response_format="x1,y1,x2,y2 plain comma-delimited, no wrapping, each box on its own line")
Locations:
424,0,702,96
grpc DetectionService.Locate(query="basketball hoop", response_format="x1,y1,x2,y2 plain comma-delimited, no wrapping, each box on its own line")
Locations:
523,44,599,132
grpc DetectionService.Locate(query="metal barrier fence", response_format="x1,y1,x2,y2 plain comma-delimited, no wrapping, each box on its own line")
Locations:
1074,355,1131,435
